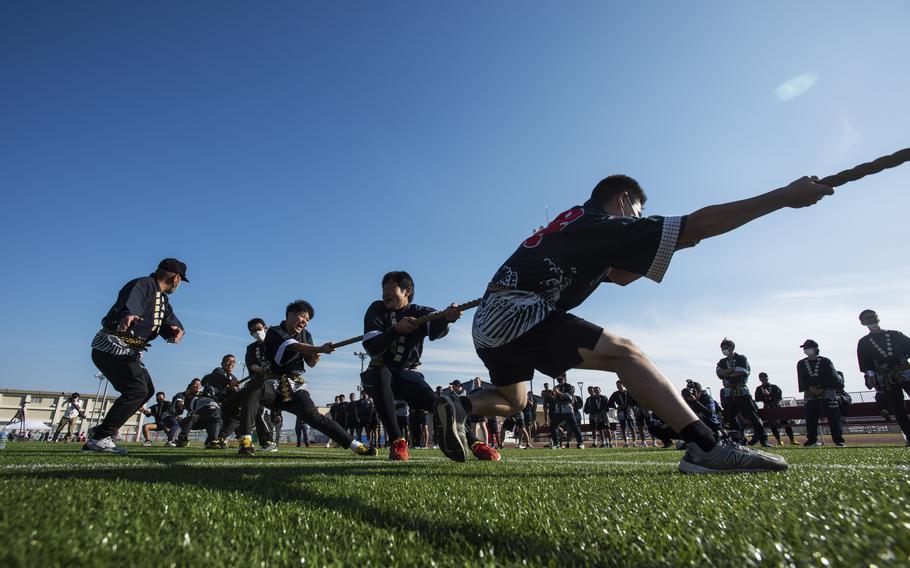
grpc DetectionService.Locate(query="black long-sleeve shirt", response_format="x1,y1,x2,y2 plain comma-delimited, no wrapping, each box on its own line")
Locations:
245,340,270,375
92,275,183,357
797,356,840,392
754,383,783,408
608,390,636,411
362,301,449,369
857,330,910,374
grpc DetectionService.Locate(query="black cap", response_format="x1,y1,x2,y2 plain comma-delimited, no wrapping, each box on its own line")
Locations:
158,258,189,282
800,339,818,349
449,380,462,387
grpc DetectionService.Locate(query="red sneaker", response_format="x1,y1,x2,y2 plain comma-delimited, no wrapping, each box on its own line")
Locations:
471,441,501,461
389,437,410,461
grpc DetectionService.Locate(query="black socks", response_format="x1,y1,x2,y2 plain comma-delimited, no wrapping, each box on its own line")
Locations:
679,420,717,453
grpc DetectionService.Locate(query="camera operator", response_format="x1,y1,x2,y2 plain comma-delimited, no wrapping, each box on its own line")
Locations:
52,393,86,443
681,381,723,437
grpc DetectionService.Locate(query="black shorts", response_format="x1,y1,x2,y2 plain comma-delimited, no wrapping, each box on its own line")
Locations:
476,311,603,387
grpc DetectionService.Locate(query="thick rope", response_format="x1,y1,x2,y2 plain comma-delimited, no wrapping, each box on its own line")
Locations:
820,148,910,187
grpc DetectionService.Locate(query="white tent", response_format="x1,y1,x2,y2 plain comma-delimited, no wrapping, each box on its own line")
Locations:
3,419,51,432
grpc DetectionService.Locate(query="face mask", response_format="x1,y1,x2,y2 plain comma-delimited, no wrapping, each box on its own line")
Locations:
866,324,881,332
620,195,641,219
804,348,817,356
721,349,732,357
252,330,266,342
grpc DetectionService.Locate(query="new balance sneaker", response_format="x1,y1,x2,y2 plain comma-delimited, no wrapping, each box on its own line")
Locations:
82,437,127,455
678,439,788,474
238,436,255,456
261,441,279,452
389,438,410,461
142,440,153,447
355,444,379,457
432,394,468,463
471,441,501,461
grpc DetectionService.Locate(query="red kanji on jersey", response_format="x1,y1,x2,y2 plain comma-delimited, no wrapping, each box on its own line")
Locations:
522,207,584,248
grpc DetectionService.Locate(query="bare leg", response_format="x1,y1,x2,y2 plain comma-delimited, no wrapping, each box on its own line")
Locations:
578,331,699,432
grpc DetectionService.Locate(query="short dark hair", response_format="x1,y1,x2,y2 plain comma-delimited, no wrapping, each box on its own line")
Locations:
247,318,266,331
222,354,235,363
382,271,414,301
759,372,768,379
71,392,80,398
286,300,315,319
859,309,877,322
155,391,165,398
588,175,647,208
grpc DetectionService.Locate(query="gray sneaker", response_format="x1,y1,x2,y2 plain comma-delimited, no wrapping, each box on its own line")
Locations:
432,393,468,462
82,437,128,455
261,441,279,452
678,439,788,474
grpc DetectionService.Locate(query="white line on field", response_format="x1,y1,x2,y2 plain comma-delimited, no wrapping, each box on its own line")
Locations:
1,459,907,472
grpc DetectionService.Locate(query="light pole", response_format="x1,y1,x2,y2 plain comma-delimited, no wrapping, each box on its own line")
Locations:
91,373,106,429
353,351,367,374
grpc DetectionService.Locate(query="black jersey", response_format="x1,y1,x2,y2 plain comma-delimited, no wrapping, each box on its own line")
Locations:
245,340,271,375
857,330,910,373
264,322,314,376
584,394,609,414
472,205,685,349
201,367,237,400
92,275,183,357
608,390,636,411
362,301,450,369
797,356,840,392
148,401,176,422
754,383,783,407
716,353,751,397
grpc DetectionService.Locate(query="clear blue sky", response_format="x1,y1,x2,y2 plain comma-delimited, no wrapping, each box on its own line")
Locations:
2,2,909,406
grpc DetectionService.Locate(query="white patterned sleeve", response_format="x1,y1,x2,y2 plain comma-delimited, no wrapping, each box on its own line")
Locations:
643,216,684,283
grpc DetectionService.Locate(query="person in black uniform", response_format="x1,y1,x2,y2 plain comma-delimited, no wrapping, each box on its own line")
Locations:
175,378,224,448
295,415,309,447
202,354,242,438
434,174,831,472
797,339,846,447
360,271,499,462
140,391,180,446
236,300,377,457
754,372,795,445
608,381,637,447
238,318,279,450
715,339,770,447
550,374,584,448
585,386,612,447
856,310,910,444
87,258,188,454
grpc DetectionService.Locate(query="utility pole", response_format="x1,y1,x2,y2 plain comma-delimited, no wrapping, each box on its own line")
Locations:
353,351,367,374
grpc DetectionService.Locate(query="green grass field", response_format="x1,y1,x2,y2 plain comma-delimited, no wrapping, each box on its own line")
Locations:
1,443,908,567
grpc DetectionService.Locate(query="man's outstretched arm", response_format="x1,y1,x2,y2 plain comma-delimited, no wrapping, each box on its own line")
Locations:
677,176,833,247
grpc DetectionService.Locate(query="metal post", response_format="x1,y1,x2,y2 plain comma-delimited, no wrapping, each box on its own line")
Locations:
91,373,105,429
353,351,367,374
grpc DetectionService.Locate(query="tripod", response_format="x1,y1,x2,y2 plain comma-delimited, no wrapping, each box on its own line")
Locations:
5,401,28,439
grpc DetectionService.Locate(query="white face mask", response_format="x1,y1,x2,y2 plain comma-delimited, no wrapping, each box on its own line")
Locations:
252,330,266,342
804,348,817,357
866,324,881,332
721,349,732,357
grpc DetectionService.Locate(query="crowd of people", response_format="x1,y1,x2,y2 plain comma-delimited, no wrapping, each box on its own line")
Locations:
80,172,910,474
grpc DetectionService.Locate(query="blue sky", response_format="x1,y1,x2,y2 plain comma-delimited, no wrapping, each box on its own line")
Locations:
2,2,909,407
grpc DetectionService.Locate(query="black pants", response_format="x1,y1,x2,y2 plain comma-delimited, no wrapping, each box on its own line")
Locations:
179,406,223,444
551,410,583,445
882,386,910,439
361,366,437,443
222,385,272,442
728,395,766,443
91,349,155,440
805,397,844,444
295,421,309,446
256,383,353,448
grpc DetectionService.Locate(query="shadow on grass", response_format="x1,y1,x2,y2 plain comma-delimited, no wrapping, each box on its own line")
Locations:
5,456,671,565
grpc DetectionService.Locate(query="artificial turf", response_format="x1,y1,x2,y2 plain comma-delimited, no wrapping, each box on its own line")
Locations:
0,443,907,567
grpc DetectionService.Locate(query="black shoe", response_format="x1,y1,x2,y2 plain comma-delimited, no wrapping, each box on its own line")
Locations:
747,438,758,446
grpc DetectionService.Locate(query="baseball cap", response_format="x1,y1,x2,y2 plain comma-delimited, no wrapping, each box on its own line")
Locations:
800,339,819,349
158,258,190,282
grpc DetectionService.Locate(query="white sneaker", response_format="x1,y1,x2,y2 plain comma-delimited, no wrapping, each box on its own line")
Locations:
262,441,279,452
577,443,585,449
164,440,177,447
142,440,153,447
82,437,128,455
